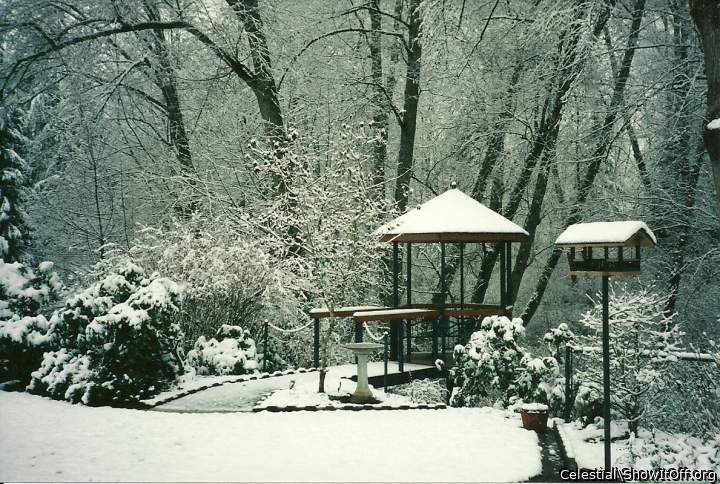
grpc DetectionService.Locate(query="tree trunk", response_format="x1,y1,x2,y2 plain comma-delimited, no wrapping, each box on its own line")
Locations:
689,0,720,210
521,0,646,324
143,2,197,217
369,1,388,201
664,2,704,316
393,0,422,213
227,0,285,136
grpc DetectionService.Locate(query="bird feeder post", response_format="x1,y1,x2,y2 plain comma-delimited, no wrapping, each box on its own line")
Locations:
601,273,611,470
555,221,657,472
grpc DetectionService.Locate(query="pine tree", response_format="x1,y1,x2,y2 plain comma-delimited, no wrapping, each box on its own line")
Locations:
0,107,31,262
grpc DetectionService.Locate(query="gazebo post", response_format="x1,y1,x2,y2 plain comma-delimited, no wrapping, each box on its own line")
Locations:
406,242,412,362
440,241,447,359
506,241,513,316
391,242,399,360
499,242,507,310
459,242,465,342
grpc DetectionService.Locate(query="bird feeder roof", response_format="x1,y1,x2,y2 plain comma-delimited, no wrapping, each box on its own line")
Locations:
375,188,529,243
555,221,657,248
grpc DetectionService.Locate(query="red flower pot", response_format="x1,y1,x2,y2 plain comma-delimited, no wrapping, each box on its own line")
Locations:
521,410,549,433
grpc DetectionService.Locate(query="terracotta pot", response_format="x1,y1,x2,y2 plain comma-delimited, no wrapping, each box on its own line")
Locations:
521,410,549,432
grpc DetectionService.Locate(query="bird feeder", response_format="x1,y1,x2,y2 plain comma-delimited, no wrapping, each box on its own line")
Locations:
555,221,657,471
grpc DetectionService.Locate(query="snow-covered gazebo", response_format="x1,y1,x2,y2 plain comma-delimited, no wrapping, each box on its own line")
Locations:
349,187,530,368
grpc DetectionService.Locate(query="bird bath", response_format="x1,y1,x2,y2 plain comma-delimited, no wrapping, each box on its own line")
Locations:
342,342,384,403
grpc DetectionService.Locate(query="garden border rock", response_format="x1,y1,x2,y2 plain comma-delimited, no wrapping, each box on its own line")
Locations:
252,403,447,412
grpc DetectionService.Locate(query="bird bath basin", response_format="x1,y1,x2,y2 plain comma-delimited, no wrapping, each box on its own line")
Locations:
342,342,384,403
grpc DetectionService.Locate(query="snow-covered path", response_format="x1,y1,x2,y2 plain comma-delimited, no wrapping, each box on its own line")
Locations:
0,391,542,482
155,362,430,412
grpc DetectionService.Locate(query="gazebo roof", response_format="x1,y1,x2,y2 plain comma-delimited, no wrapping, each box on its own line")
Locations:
375,188,529,243
555,221,657,248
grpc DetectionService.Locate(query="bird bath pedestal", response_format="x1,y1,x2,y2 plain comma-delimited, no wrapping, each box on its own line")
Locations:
342,342,384,403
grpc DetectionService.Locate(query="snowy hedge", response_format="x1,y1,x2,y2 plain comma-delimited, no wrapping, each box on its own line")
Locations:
27,262,184,405
187,324,259,375
0,260,62,381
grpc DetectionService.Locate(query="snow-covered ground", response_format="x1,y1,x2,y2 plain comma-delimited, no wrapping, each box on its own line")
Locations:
557,419,629,468
155,362,430,412
0,391,541,482
143,368,307,408
559,420,719,471
256,369,415,409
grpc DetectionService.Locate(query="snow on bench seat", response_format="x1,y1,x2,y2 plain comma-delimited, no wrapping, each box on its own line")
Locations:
353,308,439,321
444,306,506,317
309,306,388,319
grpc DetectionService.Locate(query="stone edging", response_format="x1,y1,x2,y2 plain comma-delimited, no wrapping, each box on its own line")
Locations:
253,403,447,412
141,367,319,409
553,420,579,470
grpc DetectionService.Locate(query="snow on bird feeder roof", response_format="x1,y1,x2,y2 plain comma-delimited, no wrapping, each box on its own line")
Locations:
375,188,529,243
555,221,657,248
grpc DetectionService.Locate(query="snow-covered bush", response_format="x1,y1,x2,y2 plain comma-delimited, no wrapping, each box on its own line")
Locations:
27,262,184,405
389,378,447,404
101,218,304,354
573,381,604,426
575,285,684,433
0,260,62,381
257,335,288,373
186,324,258,375
543,322,575,361
513,355,563,411
450,316,527,407
26,349,96,403
451,316,569,412
616,429,719,472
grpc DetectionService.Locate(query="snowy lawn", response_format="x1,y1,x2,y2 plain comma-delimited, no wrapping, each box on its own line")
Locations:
0,391,542,482
559,420,719,471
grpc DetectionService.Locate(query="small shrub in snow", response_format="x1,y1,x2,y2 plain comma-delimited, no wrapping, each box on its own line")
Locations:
573,381,604,426
543,322,575,361
513,355,563,412
389,378,447,404
27,262,184,405
187,324,258,375
0,260,62,381
258,336,287,372
450,316,526,407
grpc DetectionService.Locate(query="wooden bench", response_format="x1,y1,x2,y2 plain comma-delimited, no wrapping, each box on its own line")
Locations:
309,306,389,319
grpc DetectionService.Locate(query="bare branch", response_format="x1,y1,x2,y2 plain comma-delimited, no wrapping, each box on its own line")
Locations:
278,28,409,90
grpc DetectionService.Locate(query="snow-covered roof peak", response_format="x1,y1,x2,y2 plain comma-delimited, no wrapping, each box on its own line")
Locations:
555,221,657,247
375,188,529,243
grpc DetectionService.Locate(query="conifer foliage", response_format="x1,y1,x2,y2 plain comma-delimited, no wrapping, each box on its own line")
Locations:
0,107,31,262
